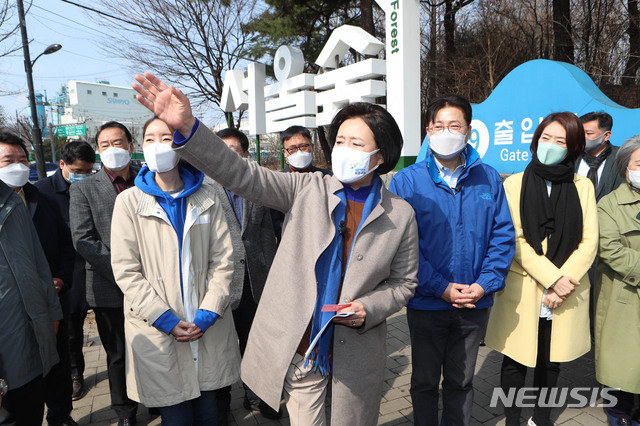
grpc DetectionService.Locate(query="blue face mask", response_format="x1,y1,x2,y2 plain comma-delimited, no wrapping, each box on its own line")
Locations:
536,142,567,166
69,172,91,183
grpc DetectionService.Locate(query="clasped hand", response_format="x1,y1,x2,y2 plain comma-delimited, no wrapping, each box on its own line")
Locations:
542,288,564,309
542,275,579,309
551,275,579,299
170,320,203,342
53,278,64,293
441,283,485,309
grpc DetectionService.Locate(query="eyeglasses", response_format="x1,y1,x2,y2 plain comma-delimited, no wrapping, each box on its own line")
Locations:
428,123,468,135
284,143,311,154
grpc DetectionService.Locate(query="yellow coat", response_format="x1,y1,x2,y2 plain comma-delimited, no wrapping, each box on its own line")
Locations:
485,172,597,367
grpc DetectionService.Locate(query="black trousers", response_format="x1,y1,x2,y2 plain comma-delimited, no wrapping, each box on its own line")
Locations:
1,375,46,425
231,276,258,357
216,275,258,423
501,318,560,426
408,308,488,426
93,307,137,420
605,390,640,419
68,310,87,378
45,317,74,423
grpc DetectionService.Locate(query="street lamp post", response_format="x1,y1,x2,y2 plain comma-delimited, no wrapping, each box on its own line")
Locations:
17,0,61,180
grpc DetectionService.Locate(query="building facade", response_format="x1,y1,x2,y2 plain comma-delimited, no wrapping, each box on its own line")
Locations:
56,80,153,150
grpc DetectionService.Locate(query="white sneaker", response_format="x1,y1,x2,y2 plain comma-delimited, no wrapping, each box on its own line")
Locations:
528,418,538,426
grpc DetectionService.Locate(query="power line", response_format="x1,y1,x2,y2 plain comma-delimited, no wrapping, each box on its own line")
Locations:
27,15,118,63
59,0,166,34
58,0,255,62
17,6,140,81
31,4,117,40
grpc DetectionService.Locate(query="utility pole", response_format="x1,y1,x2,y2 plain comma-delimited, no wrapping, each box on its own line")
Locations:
17,0,61,179
17,0,46,179
48,122,56,163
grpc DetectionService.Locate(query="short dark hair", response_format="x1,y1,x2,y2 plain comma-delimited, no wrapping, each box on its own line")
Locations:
579,111,613,132
531,112,585,162
217,127,249,152
61,141,95,165
425,94,472,126
95,121,132,146
0,131,29,157
328,102,403,175
280,126,312,147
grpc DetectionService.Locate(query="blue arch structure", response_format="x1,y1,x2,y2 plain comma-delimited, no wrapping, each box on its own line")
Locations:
416,59,640,173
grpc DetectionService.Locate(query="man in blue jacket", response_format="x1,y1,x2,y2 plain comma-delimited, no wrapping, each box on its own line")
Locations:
390,94,515,426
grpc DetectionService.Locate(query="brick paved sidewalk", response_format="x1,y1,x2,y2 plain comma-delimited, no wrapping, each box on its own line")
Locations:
58,310,609,425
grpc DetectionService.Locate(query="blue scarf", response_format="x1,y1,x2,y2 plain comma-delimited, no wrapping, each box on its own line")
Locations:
307,175,382,375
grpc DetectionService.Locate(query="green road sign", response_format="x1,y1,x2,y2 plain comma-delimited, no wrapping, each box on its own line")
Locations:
56,124,86,137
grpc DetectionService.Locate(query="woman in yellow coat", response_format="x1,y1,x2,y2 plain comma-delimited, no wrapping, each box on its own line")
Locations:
486,112,598,426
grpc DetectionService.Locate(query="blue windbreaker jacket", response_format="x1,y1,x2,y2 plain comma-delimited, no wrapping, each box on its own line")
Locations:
389,145,515,311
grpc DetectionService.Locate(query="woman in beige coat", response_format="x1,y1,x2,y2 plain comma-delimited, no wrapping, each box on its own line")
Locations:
133,73,419,426
594,136,640,425
486,112,597,426
111,117,240,425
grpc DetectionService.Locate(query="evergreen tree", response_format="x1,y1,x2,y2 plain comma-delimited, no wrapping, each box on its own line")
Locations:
244,0,362,73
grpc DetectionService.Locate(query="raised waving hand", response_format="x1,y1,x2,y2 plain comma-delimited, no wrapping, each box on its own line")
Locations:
133,72,196,137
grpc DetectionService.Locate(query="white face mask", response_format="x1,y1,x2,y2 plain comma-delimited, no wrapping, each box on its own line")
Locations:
143,143,179,173
429,129,468,160
287,150,313,169
628,167,640,188
331,146,380,184
0,163,30,188
100,147,130,171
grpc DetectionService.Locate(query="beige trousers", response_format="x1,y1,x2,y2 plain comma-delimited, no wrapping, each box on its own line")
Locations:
283,353,329,426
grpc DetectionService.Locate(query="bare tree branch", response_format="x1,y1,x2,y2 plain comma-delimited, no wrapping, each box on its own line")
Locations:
0,0,20,56
92,0,259,111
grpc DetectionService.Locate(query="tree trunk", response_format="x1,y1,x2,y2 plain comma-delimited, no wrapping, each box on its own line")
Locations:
316,126,332,165
552,0,574,63
444,0,456,56
360,0,375,37
583,0,593,66
428,2,438,99
623,0,640,86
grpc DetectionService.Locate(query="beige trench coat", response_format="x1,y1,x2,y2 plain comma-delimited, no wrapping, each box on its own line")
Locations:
595,183,640,393
111,183,241,407
175,124,419,426
486,172,597,367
